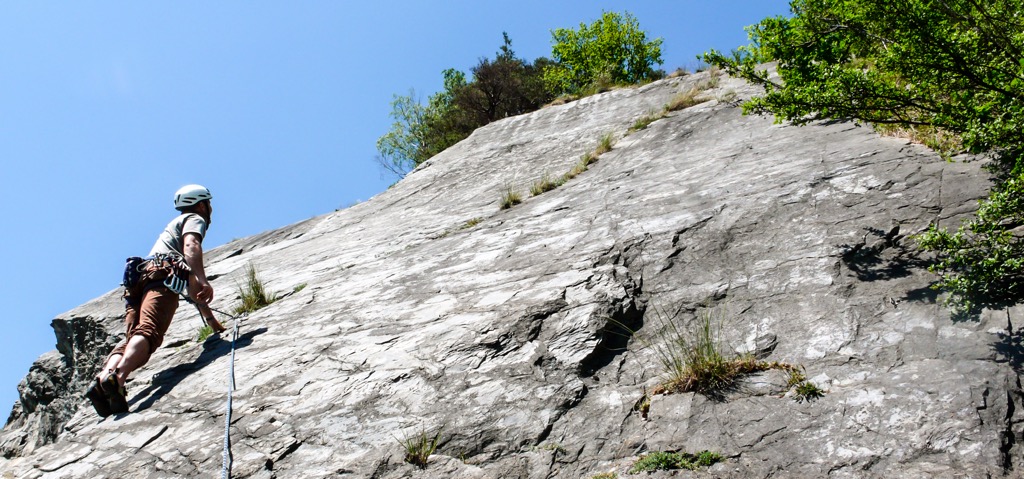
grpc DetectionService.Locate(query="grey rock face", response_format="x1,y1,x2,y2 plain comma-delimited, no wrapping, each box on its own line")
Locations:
2,69,1019,478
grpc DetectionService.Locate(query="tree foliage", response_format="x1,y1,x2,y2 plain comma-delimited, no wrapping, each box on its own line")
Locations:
544,11,664,95
375,91,431,177
376,14,664,176
376,34,552,176
704,0,1024,314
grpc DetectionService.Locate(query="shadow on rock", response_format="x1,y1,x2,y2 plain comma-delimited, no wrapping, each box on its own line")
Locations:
839,226,930,282
993,327,1024,374
129,327,268,412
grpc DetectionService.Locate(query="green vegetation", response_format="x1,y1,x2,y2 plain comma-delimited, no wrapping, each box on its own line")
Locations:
196,324,215,342
594,133,615,155
568,152,597,180
234,262,278,315
632,391,651,419
704,0,1024,315
533,442,567,454
530,173,564,196
378,11,662,177
293,283,308,294
629,450,722,473
591,473,617,479
786,368,825,402
665,87,709,112
544,11,664,96
647,305,810,397
499,184,523,210
628,110,661,133
461,217,484,229
503,132,615,208
377,34,554,177
794,380,826,402
398,428,443,468
649,306,748,394
917,174,1024,314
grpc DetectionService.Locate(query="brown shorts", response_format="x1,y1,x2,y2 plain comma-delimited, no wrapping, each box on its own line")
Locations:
106,286,179,366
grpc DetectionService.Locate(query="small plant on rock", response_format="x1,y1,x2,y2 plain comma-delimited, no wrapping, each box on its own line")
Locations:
461,217,483,229
666,87,710,111
629,110,664,133
499,184,522,210
785,367,825,402
530,173,564,196
629,450,722,473
591,472,618,479
595,133,615,155
398,428,443,469
649,305,803,396
794,380,825,402
234,262,279,315
196,324,215,342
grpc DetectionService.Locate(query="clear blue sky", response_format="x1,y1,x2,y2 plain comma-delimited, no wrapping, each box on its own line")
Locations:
0,2,791,413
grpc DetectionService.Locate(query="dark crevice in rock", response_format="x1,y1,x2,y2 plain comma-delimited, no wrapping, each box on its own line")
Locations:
579,237,649,378
535,384,588,447
135,425,168,453
1002,386,1017,472
267,439,303,470
577,302,643,378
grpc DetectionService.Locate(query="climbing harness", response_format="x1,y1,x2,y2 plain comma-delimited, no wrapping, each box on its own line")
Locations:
122,254,191,306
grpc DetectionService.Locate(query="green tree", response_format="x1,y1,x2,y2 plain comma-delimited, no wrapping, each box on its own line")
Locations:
544,11,664,95
455,33,553,125
376,34,553,177
375,91,430,177
704,0,1024,314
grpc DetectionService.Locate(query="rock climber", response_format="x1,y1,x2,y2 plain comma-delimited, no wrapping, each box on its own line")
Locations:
86,184,226,416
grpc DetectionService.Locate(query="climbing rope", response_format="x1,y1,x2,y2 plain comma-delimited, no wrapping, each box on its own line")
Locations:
222,314,238,479
182,295,240,478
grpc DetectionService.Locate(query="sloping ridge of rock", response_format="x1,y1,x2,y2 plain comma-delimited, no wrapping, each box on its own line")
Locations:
2,69,1021,478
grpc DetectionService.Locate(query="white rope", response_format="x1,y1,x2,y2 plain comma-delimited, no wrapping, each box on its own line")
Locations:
221,316,239,478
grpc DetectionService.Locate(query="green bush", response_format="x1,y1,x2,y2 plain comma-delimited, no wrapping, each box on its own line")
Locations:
594,133,615,156
544,11,664,96
916,172,1024,315
665,87,710,112
794,381,825,402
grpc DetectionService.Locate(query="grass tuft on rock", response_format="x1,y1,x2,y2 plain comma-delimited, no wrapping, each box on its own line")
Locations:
649,305,806,396
398,428,442,469
196,324,215,342
530,173,565,196
499,185,522,210
234,262,278,315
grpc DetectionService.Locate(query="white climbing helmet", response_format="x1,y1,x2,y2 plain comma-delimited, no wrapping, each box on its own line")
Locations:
173,184,212,210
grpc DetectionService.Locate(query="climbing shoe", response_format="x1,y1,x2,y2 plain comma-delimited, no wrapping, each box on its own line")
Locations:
85,377,112,418
100,373,129,414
